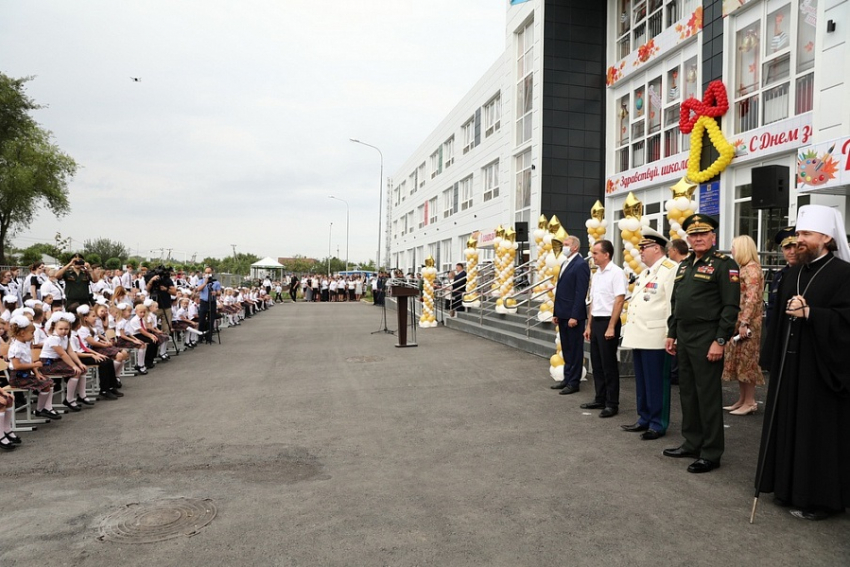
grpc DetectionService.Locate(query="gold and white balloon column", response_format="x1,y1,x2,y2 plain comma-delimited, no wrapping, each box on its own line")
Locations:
548,227,567,380
532,215,549,299
538,226,567,323
462,234,480,308
665,177,697,241
495,227,519,314
585,201,607,248
490,225,506,298
419,256,438,328
618,192,647,323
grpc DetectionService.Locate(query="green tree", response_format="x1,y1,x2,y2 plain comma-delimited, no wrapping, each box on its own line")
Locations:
18,247,42,266
105,257,121,270
201,257,220,271
83,237,128,262
220,252,260,275
0,74,77,264
85,252,102,266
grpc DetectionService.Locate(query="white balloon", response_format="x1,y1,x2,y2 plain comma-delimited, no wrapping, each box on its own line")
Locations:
690,200,698,210
665,200,675,212
675,196,690,210
513,242,519,249
590,219,601,229
624,241,634,251
533,228,545,239
640,217,650,227
543,233,553,244
678,229,687,238
584,219,593,228
600,219,608,228
670,222,681,231
618,218,628,230
627,218,641,232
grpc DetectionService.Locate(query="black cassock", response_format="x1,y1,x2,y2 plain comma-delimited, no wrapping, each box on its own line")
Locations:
757,252,850,512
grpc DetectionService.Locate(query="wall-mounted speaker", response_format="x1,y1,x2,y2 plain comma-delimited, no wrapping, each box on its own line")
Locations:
752,165,789,209
515,222,529,242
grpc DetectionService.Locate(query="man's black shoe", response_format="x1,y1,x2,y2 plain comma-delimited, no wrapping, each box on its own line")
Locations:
663,446,699,459
620,422,648,432
99,390,118,400
550,380,568,390
790,508,833,521
580,402,605,410
687,458,719,473
599,407,618,418
559,385,580,395
640,429,665,440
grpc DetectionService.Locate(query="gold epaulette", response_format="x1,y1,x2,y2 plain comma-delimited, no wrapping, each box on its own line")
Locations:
661,259,675,269
713,251,727,259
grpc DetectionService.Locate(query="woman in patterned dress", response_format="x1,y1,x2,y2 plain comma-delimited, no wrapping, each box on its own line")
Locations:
722,235,765,415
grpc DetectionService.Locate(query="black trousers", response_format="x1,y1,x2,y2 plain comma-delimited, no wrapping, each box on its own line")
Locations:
589,316,621,408
135,334,158,367
97,358,118,391
290,286,298,301
198,300,216,342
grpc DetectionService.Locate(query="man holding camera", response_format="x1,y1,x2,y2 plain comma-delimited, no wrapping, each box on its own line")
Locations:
145,266,177,335
55,254,93,310
195,267,222,344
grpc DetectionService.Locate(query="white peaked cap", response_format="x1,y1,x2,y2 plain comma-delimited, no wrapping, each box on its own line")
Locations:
796,204,850,262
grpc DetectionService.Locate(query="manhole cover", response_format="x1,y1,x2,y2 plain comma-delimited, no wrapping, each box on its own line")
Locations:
98,498,217,544
346,355,384,363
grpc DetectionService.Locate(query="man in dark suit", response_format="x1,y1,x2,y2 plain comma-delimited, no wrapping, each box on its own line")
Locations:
451,263,467,315
551,234,590,395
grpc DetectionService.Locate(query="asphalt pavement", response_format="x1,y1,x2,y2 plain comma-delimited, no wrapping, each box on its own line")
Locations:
1,301,847,566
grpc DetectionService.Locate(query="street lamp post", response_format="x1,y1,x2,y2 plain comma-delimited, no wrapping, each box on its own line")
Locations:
349,139,383,271
328,195,350,273
328,222,333,276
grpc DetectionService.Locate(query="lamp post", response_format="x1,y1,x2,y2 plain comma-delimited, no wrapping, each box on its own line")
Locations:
349,138,383,271
328,195,350,273
328,222,333,276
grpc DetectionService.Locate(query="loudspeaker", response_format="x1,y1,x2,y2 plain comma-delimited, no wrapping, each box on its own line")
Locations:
752,165,789,209
515,221,529,242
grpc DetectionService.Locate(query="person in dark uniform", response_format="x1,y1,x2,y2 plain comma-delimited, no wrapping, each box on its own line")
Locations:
55,254,93,310
664,214,740,473
764,227,797,333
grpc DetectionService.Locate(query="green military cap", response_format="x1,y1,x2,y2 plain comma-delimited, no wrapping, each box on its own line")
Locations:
774,226,797,248
682,213,718,234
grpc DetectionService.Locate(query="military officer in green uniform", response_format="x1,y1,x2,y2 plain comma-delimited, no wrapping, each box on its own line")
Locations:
664,214,740,473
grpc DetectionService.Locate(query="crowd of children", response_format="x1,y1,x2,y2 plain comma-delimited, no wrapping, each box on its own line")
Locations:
0,263,277,452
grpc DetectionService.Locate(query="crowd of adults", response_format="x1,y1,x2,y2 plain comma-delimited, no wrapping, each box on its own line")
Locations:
549,205,850,522
0,255,277,452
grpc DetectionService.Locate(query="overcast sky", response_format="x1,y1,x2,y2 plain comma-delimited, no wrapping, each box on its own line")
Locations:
1,1,506,265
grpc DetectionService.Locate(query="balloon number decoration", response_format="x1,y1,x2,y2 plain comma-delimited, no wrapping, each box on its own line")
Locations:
494,227,519,314
585,201,607,248
419,256,438,328
462,234,481,308
532,215,549,301
538,226,567,323
679,81,735,184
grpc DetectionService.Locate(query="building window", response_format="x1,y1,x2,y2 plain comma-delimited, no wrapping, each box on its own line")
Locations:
418,204,425,229
484,93,501,137
393,220,398,239
418,162,426,187
393,185,401,206
443,188,454,219
407,211,415,234
409,171,417,195
401,213,409,235
443,136,455,169
516,20,534,146
462,117,475,154
441,239,452,273
733,183,788,251
428,197,438,224
460,175,473,211
483,160,499,202
428,242,439,267
430,149,442,179
733,0,816,134
399,180,406,202
616,0,697,61
515,150,532,222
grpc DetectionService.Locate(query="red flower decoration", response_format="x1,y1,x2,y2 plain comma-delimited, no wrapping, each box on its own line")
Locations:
679,80,730,133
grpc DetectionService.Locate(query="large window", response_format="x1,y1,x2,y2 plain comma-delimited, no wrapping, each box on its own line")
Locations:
409,171,417,195
443,136,455,169
616,0,699,60
734,183,788,252
393,185,401,206
460,175,473,211
407,211,414,234
614,51,696,173
441,239,452,273
418,162,426,187
484,93,501,137
398,180,406,202
417,204,425,229
428,196,438,224
733,0,817,134
483,160,499,202
462,117,475,154
515,150,532,223
516,20,534,146
443,188,454,219
430,149,442,179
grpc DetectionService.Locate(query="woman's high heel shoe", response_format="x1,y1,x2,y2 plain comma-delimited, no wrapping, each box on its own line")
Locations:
729,403,758,415
723,401,744,411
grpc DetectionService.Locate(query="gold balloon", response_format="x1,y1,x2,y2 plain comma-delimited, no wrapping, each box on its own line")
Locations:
591,200,605,222
538,214,548,229
424,255,435,268
623,192,643,219
467,233,479,249
505,228,516,243
671,176,698,200
547,215,561,234
495,225,506,238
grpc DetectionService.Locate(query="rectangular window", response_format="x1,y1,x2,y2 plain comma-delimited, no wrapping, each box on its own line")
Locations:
428,197,438,224
399,180,406,202
443,188,454,219
462,118,475,154
417,204,425,229
407,211,414,234
393,186,401,206
409,171,417,195
441,239,452,273
733,0,815,134
484,93,501,137
443,136,455,169
460,175,473,211
430,150,441,179
515,150,532,217
418,162,426,187
483,160,499,202
516,20,534,146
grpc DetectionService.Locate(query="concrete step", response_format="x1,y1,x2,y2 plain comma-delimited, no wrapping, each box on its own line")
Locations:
445,314,556,359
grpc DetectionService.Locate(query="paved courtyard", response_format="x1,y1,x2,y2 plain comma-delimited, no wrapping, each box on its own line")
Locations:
1,301,847,566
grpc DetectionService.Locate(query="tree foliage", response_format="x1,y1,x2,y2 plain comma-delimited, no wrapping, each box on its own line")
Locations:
0,74,77,264
83,237,129,263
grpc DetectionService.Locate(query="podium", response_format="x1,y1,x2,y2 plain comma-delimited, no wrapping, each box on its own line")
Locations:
390,285,419,348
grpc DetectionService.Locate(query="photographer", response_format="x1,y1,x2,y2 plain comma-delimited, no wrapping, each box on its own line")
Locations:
145,265,177,335
55,254,93,310
195,267,222,344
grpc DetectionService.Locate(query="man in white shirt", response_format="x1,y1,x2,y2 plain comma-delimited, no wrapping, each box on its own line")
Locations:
121,265,134,289
582,240,627,418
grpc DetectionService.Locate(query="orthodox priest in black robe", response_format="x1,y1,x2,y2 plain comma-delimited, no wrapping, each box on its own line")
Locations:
757,205,850,520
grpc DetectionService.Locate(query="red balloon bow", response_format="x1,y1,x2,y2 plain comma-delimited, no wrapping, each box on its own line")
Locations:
679,80,729,133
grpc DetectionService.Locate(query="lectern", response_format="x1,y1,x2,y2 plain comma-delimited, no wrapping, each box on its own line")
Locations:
390,285,419,348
